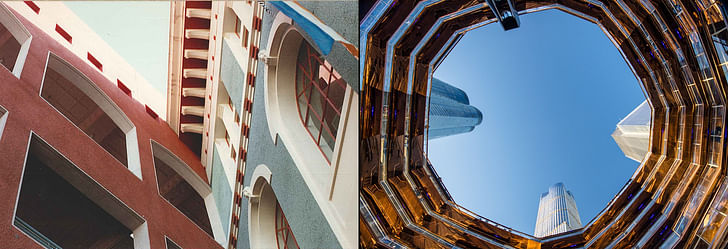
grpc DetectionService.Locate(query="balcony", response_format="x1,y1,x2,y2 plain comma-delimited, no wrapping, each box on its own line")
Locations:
181,105,204,117
186,8,211,19
183,68,207,79
182,87,206,98
184,49,209,60
181,123,204,134
185,29,210,40
14,217,62,249
213,138,238,190
217,103,240,146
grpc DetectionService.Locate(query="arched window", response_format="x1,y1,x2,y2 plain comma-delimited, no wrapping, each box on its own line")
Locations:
294,41,346,162
248,164,300,249
0,3,31,78
275,202,299,249
40,53,141,178
151,141,221,239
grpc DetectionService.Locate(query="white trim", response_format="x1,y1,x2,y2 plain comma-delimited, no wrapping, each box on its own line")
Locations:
250,164,272,186
39,52,143,180
201,2,227,170
166,1,185,131
132,222,151,249
127,128,142,178
204,194,227,246
0,105,8,142
328,85,352,198
12,34,31,78
0,3,32,78
262,12,293,143
323,85,358,248
247,164,277,249
213,138,238,190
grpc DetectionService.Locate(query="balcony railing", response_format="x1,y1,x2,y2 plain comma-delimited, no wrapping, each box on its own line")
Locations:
14,217,62,249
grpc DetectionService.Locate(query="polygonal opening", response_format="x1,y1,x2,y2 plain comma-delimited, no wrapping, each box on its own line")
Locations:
0,23,21,71
427,10,648,237
360,0,728,248
14,134,146,248
152,143,214,237
0,3,31,78
40,53,142,179
42,65,127,165
165,237,182,249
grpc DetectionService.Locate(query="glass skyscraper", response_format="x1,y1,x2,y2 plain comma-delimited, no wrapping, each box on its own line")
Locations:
534,183,583,237
612,100,651,163
429,78,483,139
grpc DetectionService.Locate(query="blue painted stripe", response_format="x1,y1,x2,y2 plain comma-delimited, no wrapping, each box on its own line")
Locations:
269,1,337,55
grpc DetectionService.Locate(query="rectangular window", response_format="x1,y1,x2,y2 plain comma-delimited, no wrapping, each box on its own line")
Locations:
234,16,241,38
253,16,262,31
242,27,248,48
249,46,258,59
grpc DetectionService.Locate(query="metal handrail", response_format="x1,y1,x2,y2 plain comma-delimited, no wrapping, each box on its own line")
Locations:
14,217,62,249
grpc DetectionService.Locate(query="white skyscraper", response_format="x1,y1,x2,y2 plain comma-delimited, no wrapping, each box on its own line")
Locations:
534,183,583,237
612,100,651,162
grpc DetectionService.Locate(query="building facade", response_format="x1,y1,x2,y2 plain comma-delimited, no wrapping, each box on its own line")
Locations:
241,2,358,248
612,100,651,163
167,1,265,247
167,1,358,248
534,183,583,237
428,77,483,140
0,2,222,248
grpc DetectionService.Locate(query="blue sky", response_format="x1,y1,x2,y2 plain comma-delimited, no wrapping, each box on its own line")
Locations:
430,10,645,235
65,2,169,94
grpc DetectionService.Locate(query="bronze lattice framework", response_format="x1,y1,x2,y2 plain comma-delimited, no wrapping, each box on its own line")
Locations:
360,0,728,248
